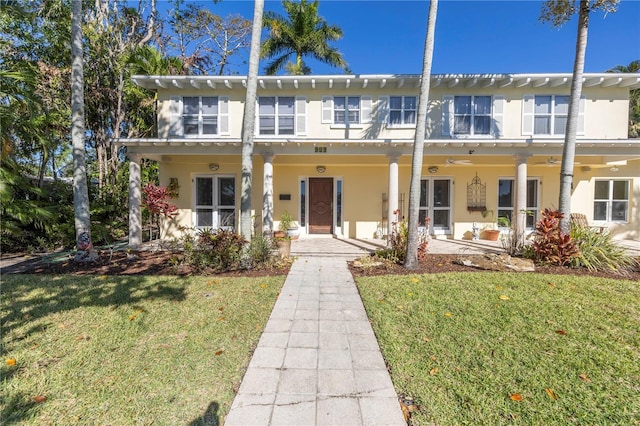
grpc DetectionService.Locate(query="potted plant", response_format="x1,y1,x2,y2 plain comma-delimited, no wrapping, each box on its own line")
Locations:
480,210,501,241
274,211,295,257
279,210,300,239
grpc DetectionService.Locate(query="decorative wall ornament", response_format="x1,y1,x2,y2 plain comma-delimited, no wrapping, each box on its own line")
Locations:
467,173,486,212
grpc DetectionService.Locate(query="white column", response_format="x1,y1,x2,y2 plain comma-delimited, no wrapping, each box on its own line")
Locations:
128,153,142,249
387,153,400,239
514,154,530,243
262,153,274,235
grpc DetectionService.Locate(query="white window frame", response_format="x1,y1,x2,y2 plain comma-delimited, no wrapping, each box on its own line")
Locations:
533,95,567,136
497,178,540,229
258,96,296,136
388,96,417,127
522,94,585,137
442,95,504,138
322,96,372,128
169,96,229,138
193,174,237,231
453,95,492,136
419,177,453,235
593,179,629,223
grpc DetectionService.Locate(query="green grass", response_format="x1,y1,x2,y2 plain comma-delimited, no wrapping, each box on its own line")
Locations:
1,274,285,425
357,272,640,425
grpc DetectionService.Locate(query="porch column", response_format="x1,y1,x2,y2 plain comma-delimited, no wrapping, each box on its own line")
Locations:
387,153,400,239
128,153,142,249
514,154,530,244
262,153,274,235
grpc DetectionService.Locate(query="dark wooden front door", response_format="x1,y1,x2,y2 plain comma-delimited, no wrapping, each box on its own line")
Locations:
309,178,333,234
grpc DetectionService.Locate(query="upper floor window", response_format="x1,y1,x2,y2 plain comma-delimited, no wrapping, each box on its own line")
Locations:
454,96,491,135
442,95,504,138
594,180,629,222
258,96,295,135
169,96,229,137
522,94,585,137
334,96,360,125
389,96,417,126
534,95,568,135
322,96,372,126
183,96,218,136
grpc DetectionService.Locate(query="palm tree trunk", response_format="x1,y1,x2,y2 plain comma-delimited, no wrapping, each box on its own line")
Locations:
405,0,438,269
71,0,97,261
240,0,264,240
559,0,589,234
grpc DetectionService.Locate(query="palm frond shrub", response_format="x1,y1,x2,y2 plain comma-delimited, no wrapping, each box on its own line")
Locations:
570,225,639,275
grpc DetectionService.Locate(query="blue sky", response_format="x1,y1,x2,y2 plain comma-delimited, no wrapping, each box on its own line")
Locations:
165,0,640,75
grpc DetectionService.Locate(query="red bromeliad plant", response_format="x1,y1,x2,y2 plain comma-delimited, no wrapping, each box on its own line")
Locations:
142,184,178,240
532,208,579,266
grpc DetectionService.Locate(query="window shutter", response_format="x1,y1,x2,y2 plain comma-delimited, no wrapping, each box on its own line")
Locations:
254,97,259,136
492,95,505,138
219,96,230,135
522,94,534,136
441,96,454,137
577,95,586,135
377,96,390,123
361,96,373,124
322,96,333,123
296,96,307,135
169,96,183,136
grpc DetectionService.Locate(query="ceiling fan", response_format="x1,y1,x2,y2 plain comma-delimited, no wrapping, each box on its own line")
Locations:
535,157,580,166
445,158,472,166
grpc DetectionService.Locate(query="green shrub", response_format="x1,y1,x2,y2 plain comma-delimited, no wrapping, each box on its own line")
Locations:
173,228,280,273
245,234,277,268
570,225,639,275
375,212,428,264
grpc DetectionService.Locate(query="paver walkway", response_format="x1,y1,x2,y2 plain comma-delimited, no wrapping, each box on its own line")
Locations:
225,238,406,425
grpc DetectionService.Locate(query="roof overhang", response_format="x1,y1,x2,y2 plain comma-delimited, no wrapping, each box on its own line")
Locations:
131,73,640,91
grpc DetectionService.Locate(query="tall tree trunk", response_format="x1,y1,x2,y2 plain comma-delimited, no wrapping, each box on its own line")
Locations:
240,0,264,240
71,0,97,261
405,0,438,269
559,0,589,233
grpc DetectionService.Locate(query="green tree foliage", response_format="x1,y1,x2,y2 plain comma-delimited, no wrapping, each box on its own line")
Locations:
261,0,350,75
167,2,251,75
608,59,640,138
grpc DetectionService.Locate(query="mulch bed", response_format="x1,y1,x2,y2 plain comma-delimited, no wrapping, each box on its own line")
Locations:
3,250,639,281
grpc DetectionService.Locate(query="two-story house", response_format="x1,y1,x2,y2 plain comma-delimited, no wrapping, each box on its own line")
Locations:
116,73,640,247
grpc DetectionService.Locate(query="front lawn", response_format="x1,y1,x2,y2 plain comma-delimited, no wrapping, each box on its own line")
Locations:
1,274,285,425
357,272,640,425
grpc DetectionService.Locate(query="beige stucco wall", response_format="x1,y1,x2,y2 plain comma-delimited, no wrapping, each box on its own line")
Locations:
157,156,639,241
156,85,631,140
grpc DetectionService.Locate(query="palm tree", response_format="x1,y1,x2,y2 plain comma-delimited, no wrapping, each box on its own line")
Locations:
404,0,438,270
608,59,640,138
240,0,264,240
540,0,618,233
71,0,97,261
261,0,350,75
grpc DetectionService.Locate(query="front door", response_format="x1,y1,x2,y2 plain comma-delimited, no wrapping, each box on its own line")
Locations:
309,178,333,234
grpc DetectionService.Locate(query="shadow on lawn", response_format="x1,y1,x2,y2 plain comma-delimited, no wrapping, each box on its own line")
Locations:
1,275,186,344
189,401,220,426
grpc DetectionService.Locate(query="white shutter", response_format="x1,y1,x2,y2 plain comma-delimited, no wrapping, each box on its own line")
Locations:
522,94,534,136
441,95,454,137
169,96,183,136
255,97,260,136
492,95,505,138
322,96,333,123
377,95,390,124
296,96,307,135
361,96,372,124
219,96,230,135
577,95,586,136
